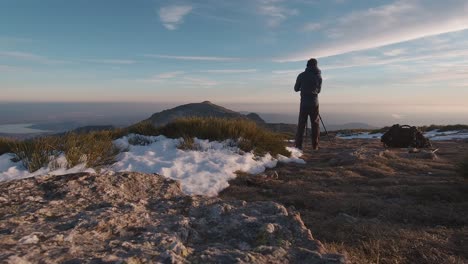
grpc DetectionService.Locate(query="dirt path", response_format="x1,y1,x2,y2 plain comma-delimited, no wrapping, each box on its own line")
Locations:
220,139,468,264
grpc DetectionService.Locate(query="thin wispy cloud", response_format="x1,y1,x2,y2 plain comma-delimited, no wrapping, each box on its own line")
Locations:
159,5,193,30
302,22,322,32
182,76,218,87
139,71,185,83
80,59,136,65
0,36,33,44
145,54,242,62
1,51,135,65
0,64,26,72
272,69,302,75
257,0,298,27
273,43,468,73
279,0,468,61
383,48,407,57
156,71,185,79
0,51,43,60
0,51,66,64
137,71,218,87
337,47,468,69
200,69,257,73
403,69,468,84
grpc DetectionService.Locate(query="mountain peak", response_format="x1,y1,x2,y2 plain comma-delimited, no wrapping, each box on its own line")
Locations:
144,102,265,127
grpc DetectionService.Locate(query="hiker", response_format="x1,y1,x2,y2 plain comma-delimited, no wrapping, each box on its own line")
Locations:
294,58,322,150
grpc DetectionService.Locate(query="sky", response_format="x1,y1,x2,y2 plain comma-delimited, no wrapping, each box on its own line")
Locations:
1,0,468,125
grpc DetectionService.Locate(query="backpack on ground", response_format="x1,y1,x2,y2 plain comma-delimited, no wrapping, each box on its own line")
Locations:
381,124,431,148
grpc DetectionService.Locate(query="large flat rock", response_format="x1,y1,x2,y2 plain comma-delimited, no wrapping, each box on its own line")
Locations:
0,172,345,264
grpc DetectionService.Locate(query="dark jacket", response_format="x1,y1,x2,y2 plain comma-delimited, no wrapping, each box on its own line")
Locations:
294,67,322,108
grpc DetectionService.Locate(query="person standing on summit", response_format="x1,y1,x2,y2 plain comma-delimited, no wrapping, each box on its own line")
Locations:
294,58,322,150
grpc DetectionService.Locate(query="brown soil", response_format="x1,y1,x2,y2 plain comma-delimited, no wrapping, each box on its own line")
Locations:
220,138,468,264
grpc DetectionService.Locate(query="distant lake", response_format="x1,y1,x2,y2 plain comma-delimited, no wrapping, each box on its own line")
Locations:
0,123,51,134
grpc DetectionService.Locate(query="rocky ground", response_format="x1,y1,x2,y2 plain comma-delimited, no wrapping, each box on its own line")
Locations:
1,137,467,264
221,138,468,264
0,172,345,263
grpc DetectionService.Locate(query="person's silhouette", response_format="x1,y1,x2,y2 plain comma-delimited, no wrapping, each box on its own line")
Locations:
294,58,322,150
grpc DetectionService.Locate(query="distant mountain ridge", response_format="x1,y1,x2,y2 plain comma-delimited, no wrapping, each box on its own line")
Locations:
141,102,379,134
144,101,266,127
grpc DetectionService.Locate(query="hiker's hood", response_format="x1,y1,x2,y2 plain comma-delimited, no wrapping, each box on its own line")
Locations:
306,66,321,74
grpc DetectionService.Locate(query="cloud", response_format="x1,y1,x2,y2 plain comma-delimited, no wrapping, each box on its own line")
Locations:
323,46,468,70
200,69,257,73
155,71,185,79
272,45,468,74
402,68,468,84
383,48,407,57
0,64,26,72
80,59,136,65
159,5,193,30
279,0,468,61
182,77,218,87
0,51,66,64
138,71,219,87
257,0,298,27
0,51,43,60
0,36,33,45
302,23,322,32
1,51,137,65
272,69,302,75
144,54,241,62
139,71,185,83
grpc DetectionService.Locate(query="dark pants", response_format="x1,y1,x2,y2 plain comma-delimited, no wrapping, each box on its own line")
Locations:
295,105,320,149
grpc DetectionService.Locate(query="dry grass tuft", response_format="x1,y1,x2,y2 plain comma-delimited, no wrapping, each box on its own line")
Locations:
125,121,159,136
60,131,121,168
158,117,290,157
0,137,16,155
10,131,121,172
177,136,201,151
124,118,290,156
10,136,59,172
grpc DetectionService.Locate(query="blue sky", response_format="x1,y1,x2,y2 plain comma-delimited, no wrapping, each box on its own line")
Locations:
1,0,468,116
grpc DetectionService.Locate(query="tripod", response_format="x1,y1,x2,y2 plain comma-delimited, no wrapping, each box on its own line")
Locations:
303,114,333,144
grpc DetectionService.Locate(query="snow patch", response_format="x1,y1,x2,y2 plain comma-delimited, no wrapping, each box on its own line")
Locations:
424,130,468,140
0,134,304,197
111,135,304,196
0,154,95,182
337,130,468,141
337,132,383,139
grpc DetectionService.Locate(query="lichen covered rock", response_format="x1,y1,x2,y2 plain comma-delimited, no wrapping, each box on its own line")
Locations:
0,172,345,263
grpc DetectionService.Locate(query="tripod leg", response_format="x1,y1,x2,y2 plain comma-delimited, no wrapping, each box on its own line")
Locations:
319,114,332,142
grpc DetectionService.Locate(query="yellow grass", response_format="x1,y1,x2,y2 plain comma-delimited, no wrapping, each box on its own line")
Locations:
0,137,15,155
8,117,291,172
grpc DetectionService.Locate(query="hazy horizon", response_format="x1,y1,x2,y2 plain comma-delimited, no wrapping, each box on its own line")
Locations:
0,101,467,130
